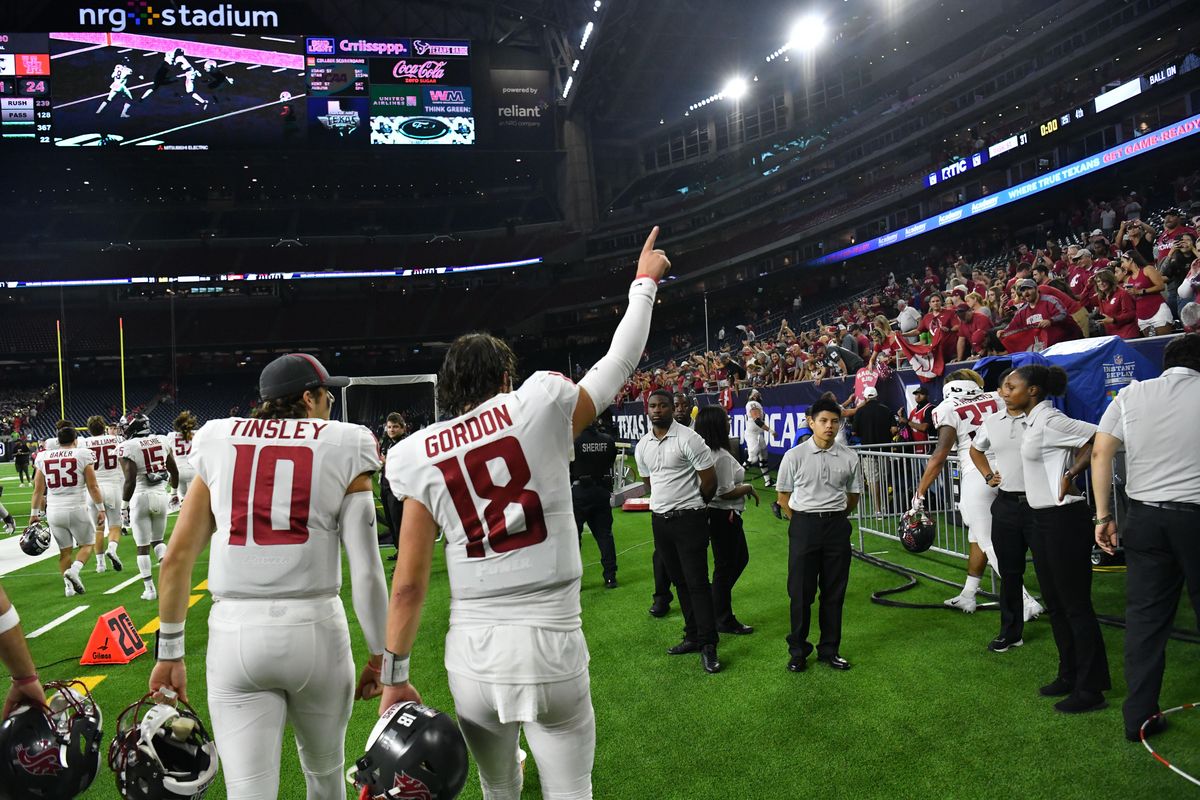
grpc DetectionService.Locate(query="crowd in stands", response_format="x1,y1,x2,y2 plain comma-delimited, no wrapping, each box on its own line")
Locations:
0,386,56,438
618,182,1200,404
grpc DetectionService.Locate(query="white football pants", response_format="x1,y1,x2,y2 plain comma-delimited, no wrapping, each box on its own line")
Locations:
47,504,95,549
958,469,999,570
130,491,167,546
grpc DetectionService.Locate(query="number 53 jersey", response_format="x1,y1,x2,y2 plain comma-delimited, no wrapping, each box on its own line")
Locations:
387,372,584,632
190,417,381,600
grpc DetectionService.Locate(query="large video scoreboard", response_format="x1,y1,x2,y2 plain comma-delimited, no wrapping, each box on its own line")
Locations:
0,32,486,149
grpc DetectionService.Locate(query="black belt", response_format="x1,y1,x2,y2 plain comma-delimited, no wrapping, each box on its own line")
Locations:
997,490,1027,502
1132,499,1200,513
652,508,704,520
795,509,847,518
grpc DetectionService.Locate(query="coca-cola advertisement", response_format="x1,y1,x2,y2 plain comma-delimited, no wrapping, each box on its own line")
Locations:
369,57,470,87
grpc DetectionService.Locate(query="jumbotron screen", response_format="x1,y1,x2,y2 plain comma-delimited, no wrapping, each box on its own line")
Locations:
0,32,475,149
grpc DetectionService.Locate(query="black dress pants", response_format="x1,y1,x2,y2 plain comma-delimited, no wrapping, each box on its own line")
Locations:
1122,502,1200,731
652,549,674,605
572,483,617,582
707,508,750,628
1029,502,1111,695
651,510,717,646
992,492,1036,642
379,479,403,547
786,511,851,660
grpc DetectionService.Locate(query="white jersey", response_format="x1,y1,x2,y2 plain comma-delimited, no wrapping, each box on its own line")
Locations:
34,447,95,509
386,371,583,631
165,431,194,471
81,434,124,486
931,391,1002,474
43,437,59,451
117,435,171,493
110,64,132,91
190,417,380,600
744,400,767,442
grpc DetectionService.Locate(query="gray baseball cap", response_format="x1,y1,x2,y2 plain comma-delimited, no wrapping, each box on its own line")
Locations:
259,353,349,401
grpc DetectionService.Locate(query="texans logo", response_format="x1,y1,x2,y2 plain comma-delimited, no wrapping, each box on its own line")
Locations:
392,772,433,800
15,743,63,776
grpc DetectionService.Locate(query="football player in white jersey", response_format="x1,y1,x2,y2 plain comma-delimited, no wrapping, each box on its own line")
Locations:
742,389,772,487
147,353,390,800
911,369,1042,619
380,227,670,800
165,410,198,510
29,425,106,596
82,416,125,574
118,414,178,601
96,58,134,117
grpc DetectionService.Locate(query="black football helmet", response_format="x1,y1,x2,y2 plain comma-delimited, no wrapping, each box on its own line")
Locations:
899,509,937,553
0,680,103,799
108,692,219,800
19,521,52,557
120,414,151,440
353,702,469,800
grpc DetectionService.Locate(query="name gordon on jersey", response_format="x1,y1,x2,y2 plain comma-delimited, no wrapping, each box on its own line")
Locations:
424,404,514,458
228,419,331,439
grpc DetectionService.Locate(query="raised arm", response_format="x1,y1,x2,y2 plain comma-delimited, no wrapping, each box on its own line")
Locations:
573,227,672,437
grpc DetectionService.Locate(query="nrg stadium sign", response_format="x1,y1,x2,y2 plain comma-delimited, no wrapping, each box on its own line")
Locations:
76,3,281,32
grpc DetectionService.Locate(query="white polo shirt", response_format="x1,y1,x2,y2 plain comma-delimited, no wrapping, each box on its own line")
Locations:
971,409,1029,493
775,438,863,513
1019,401,1096,510
634,420,715,513
1098,367,1200,503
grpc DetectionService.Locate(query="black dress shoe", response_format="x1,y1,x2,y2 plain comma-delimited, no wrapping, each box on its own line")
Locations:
1126,715,1168,742
648,601,670,618
701,645,721,673
1054,692,1108,714
604,578,618,589
717,622,754,635
818,655,852,671
667,640,701,656
1039,677,1073,697
787,656,807,673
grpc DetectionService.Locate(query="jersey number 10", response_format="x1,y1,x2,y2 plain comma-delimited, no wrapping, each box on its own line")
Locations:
229,445,312,546
434,436,548,558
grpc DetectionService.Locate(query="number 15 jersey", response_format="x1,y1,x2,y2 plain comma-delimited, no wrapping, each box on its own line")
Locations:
386,371,584,632
190,417,381,600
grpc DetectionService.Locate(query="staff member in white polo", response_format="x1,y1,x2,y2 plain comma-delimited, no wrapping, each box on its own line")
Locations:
1006,364,1110,714
971,369,1040,654
635,389,720,674
775,396,862,673
1091,333,1200,742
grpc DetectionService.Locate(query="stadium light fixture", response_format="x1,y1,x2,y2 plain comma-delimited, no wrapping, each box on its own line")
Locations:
580,21,594,50
787,14,826,52
722,77,749,101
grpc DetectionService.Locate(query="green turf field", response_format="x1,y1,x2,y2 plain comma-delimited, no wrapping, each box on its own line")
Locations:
0,460,1197,799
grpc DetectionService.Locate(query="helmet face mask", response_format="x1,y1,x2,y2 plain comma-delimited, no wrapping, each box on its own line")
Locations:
0,679,103,798
108,692,219,800
19,521,52,556
353,702,469,800
899,510,937,553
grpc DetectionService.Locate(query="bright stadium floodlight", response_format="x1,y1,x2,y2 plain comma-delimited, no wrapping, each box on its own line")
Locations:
788,14,826,52
722,77,749,100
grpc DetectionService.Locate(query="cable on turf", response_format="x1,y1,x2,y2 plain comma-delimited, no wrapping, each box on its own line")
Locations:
1139,702,1200,788
851,548,1200,644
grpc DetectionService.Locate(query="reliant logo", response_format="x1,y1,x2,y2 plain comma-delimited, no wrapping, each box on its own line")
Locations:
79,2,280,31
498,104,542,118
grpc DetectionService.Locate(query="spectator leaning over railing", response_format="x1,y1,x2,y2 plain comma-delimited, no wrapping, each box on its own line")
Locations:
1090,333,1200,743
1000,279,1081,352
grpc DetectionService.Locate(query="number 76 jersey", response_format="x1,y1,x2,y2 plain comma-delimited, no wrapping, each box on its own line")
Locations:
190,417,381,599
386,371,584,629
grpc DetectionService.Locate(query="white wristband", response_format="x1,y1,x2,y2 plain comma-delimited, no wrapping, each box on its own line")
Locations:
94,501,106,513
0,606,19,636
159,621,185,635
156,627,185,661
380,650,411,686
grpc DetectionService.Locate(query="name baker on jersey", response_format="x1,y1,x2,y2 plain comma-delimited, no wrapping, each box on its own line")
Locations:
424,404,513,458
228,419,331,439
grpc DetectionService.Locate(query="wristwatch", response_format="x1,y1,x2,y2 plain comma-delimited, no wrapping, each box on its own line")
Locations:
984,472,995,483
1092,514,1113,525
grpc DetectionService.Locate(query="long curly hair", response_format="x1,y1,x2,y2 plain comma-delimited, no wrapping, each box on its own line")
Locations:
174,410,198,441
439,333,518,416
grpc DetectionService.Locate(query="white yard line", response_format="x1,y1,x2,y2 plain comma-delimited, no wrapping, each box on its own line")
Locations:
260,36,296,44
105,575,143,594
27,605,90,638
0,536,59,576
120,94,307,146
51,44,109,60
